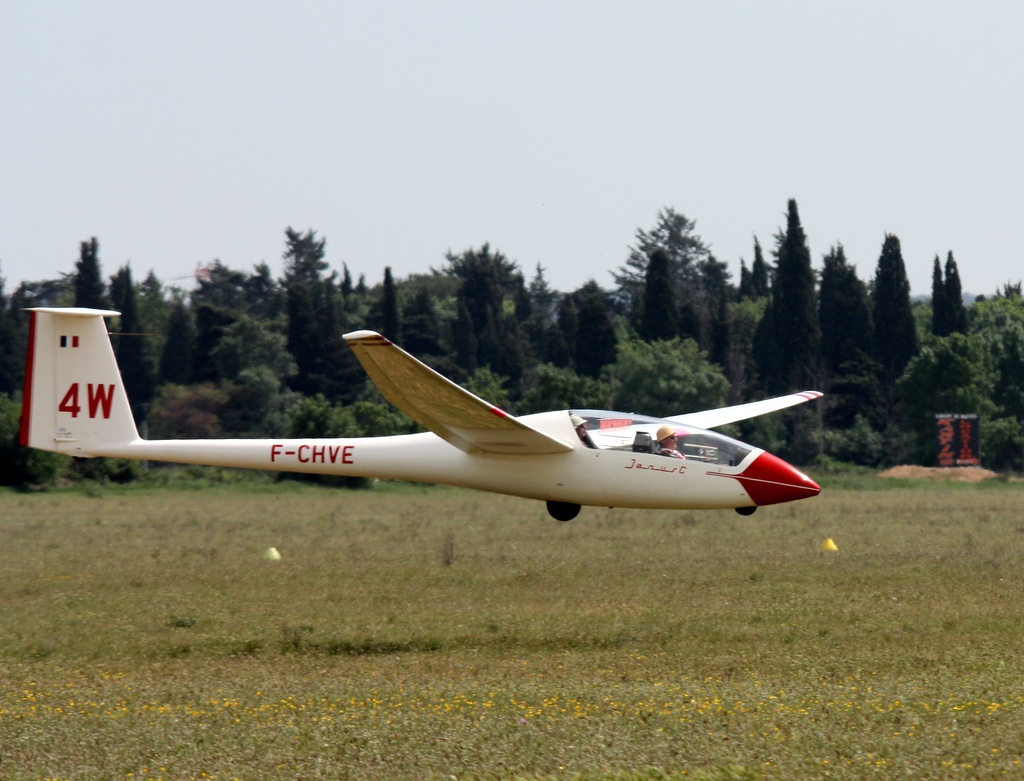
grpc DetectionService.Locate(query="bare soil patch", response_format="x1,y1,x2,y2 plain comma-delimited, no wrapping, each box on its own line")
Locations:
880,464,998,482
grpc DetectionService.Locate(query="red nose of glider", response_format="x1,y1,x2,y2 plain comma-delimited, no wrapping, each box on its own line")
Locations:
735,452,821,506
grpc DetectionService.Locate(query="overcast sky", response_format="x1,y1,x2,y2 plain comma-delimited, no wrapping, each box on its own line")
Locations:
2,2,1021,299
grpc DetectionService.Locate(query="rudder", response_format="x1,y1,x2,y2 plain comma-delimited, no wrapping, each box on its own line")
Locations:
20,308,139,456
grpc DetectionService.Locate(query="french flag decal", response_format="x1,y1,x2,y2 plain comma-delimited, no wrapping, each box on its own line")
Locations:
60,335,80,348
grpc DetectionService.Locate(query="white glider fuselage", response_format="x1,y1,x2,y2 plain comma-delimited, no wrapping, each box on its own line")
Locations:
80,416,781,511
19,308,822,516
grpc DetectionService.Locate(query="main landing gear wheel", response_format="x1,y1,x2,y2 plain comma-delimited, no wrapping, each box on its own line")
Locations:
736,506,757,516
546,501,581,522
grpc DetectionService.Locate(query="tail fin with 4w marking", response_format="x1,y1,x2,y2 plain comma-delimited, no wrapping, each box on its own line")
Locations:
19,308,139,456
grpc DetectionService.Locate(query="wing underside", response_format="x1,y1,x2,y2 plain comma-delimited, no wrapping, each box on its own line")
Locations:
343,331,573,455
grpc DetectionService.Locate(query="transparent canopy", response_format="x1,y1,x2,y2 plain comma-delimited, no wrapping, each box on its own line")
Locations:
571,409,754,468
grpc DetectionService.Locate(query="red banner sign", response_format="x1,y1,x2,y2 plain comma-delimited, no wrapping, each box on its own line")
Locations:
935,413,980,467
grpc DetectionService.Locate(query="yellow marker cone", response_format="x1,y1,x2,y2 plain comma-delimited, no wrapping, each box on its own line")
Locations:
263,547,282,561
821,538,838,552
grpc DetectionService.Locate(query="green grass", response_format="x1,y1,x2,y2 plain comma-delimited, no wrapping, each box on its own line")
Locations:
1,479,1024,779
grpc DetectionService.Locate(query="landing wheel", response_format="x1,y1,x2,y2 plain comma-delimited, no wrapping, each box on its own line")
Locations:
736,506,757,516
546,501,581,522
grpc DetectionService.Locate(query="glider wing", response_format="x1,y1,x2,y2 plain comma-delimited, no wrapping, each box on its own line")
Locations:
343,331,573,455
667,391,823,430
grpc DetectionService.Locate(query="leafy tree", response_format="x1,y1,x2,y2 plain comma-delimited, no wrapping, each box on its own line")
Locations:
872,234,918,411
219,367,297,438
0,393,63,486
286,394,410,486
897,333,998,464
147,383,231,439
722,296,767,404
288,393,350,439
613,207,709,316
210,315,296,382
610,337,729,418
822,413,887,467
464,366,512,412
517,364,611,414
969,294,1024,468
74,237,107,309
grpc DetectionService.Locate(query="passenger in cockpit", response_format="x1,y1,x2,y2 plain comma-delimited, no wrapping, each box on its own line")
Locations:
655,425,685,459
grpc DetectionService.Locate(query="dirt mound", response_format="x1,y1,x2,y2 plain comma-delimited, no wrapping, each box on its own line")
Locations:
879,465,998,482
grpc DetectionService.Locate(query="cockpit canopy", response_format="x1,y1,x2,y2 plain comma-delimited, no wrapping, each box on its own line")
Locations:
571,409,754,468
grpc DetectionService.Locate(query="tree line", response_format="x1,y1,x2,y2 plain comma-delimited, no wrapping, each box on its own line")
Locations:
2,199,1023,486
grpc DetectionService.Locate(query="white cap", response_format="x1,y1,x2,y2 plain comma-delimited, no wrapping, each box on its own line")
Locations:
570,414,586,428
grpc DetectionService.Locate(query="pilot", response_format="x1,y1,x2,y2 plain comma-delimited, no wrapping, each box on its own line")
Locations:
571,414,596,449
655,425,685,459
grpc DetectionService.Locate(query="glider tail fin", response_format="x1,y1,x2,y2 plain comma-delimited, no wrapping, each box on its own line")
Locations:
19,308,139,456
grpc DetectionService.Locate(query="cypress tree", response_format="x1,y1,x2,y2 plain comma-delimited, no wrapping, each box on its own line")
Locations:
749,237,770,298
764,199,820,392
111,265,155,422
311,292,362,405
944,251,968,334
573,282,617,379
639,249,677,342
0,268,19,395
551,296,579,369
401,288,441,356
872,234,918,407
285,282,318,395
191,304,235,383
819,244,872,377
738,237,770,300
931,255,950,336
74,237,107,309
454,299,478,374
382,267,400,343
697,254,733,366
159,299,195,385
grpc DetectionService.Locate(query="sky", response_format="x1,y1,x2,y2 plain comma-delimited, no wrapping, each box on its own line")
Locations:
2,1,1022,299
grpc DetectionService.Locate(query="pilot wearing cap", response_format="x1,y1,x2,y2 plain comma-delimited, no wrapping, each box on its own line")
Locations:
656,424,685,459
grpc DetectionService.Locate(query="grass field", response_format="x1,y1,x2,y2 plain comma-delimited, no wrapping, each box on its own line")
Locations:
2,475,1024,779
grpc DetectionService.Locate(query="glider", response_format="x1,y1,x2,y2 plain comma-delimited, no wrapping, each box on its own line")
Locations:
19,308,823,520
